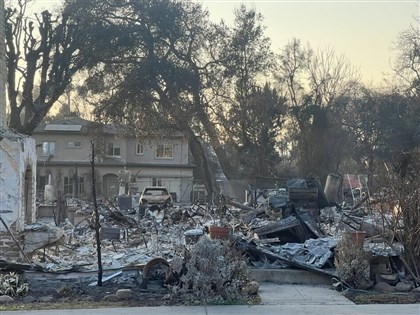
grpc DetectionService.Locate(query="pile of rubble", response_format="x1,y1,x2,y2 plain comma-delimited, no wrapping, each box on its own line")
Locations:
1,175,419,299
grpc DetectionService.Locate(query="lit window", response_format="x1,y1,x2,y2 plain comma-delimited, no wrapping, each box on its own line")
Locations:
156,144,173,158
136,143,144,155
42,142,56,156
107,143,121,156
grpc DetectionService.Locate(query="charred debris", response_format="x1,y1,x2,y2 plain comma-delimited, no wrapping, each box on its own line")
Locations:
1,173,418,294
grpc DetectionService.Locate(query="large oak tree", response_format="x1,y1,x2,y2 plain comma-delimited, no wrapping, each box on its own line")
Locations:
5,0,97,134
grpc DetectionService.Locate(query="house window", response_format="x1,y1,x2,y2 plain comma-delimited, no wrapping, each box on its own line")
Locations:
156,144,173,158
136,143,144,155
152,178,162,186
37,175,48,193
42,141,56,156
67,141,82,149
78,177,85,195
107,143,121,156
64,177,72,195
64,176,85,195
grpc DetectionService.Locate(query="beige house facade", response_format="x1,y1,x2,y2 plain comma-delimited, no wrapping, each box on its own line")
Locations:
32,116,194,204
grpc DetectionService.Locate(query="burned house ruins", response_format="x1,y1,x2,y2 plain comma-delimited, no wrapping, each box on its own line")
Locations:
0,0,37,261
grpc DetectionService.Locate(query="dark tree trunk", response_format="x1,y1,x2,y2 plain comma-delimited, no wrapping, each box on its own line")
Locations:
186,127,220,204
90,141,103,286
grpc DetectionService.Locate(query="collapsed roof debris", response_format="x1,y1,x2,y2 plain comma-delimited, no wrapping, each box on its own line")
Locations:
0,173,417,295
235,237,336,277
253,215,309,243
23,223,65,254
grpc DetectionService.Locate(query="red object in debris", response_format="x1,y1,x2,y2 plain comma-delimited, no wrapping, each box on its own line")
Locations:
208,226,231,240
350,230,366,247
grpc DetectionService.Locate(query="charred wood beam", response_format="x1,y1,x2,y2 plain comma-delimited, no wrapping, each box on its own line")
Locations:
224,198,256,212
254,216,309,243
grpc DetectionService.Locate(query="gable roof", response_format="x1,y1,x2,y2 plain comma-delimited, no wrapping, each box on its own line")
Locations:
33,116,185,139
33,116,118,135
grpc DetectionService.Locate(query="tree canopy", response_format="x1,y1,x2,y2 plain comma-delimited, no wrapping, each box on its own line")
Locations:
4,0,420,195
5,0,98,134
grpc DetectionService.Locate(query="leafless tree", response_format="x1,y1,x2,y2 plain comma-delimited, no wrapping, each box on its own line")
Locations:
375,152,420,286
391,24,420,97
276,39,359,179
5,0,93,134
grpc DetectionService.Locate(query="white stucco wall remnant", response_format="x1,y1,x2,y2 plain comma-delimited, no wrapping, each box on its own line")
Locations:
0,0,37,235
0,133,37,231
0,0,6,127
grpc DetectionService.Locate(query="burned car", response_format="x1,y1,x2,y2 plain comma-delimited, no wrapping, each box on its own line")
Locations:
140,186,173,207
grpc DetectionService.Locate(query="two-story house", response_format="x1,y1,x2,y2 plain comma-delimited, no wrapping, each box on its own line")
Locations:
32,116,194,204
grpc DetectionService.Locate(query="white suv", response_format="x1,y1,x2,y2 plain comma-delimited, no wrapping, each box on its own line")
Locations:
139,186,173,207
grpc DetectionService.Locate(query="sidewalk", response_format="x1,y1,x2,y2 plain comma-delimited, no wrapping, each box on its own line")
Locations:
2,283,419,315
259,282,354,305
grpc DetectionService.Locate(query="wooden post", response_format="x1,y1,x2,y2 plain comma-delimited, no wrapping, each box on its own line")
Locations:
90,140,103,286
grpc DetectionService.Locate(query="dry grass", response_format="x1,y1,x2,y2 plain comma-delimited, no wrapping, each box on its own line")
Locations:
345,291,419,304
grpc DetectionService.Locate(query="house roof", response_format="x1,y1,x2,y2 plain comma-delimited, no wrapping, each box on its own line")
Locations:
33,116,120,135
35,116,86,133
36,160,195,168
33,116,184,138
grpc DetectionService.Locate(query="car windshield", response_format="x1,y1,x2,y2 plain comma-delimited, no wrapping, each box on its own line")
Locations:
144,189,168,196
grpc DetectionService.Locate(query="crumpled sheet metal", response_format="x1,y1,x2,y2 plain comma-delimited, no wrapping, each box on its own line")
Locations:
269,237,337,269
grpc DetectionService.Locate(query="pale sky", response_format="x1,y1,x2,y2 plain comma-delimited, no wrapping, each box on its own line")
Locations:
201,0,419,86
26,0,420,86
